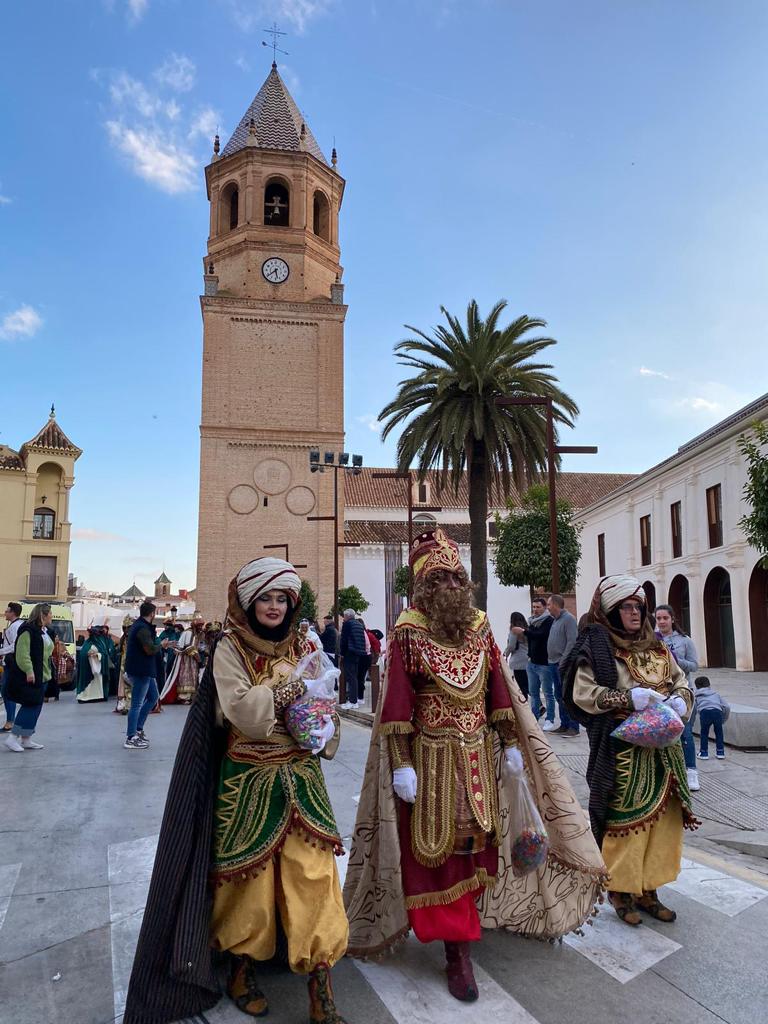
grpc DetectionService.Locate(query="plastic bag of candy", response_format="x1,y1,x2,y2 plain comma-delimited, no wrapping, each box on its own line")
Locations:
284,649,340,753
611,701,684,749
504,773,549,877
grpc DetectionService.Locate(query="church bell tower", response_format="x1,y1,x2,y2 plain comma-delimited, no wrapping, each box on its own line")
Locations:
196,63,346,617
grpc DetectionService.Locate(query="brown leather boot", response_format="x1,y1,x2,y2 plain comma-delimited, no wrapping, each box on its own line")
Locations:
636,889,677,922
308,962,346,1024
444,942,479,1002
228,957,269,1017
608,890,642,926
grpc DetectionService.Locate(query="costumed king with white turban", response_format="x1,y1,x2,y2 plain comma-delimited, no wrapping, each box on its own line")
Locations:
344,529,607,1002
561,574,698,927
123,557,348,1024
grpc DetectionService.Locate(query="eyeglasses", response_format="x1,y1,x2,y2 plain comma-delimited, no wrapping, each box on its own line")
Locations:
618,602,642,612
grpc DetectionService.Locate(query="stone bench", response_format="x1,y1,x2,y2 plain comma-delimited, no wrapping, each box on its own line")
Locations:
693,703,768,750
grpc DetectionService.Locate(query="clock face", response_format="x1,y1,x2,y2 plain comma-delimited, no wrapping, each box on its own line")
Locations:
262,257,290,284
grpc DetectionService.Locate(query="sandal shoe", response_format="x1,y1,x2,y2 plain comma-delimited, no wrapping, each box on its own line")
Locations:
444,942,479,1002
608,891,642,927
229,958,269,1017
308,962,347,1024
636,890,676,922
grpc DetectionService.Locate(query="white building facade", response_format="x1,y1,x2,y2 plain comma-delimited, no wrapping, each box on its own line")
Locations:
575,394,768,671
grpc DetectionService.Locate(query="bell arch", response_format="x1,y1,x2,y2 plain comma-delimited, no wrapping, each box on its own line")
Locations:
703,566,736,668
749,560,768,671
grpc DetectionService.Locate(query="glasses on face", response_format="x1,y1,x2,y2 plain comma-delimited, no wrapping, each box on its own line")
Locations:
618,602,642,613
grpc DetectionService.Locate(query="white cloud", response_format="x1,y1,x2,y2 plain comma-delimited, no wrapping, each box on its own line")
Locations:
106,121,197,194
127,0,148,22
72,528,126,542
676,396,721,413
356,414,380,433
223,0,333,34
235,55,251,72
0,304,43,340
165,98,182,121
154,53,196,92
110,71,164,117
639,365,671,380
188,106,220,141
0,182,12,204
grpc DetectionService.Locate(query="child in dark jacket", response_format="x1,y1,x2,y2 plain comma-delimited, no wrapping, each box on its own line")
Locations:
694,676,731,759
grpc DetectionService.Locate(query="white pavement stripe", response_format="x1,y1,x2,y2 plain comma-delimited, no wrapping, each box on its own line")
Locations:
0,862,22,932
563,908,681,983
108,834,159,1024
665,856,768,916
356,937,541,1024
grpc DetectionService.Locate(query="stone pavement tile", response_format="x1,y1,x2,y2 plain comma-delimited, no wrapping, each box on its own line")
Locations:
0,923,114,1024
702,765,768,796
0,881,110,966
0,862,22,932
564,907,681,982
477,926,726,1024
667,857,768,915
648,886,768,1024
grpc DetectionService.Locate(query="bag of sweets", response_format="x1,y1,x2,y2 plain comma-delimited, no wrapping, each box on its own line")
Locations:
504,773,549,876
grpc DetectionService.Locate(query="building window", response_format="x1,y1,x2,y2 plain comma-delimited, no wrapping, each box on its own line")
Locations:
413,513,436,527
264,181,290,226
597,533,606,576
417,482,428,504
670,501,682,559
312,190,330,240
706,484,723,548
29,555,57,596
488,519,498,539
640,515,652,566
33,507,56,540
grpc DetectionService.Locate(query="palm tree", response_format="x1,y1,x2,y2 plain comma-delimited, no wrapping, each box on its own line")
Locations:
379,299,579,611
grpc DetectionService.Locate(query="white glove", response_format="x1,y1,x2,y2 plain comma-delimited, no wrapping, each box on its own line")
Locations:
309,715,336,755
392,766,417,803
503,747,524,778
667,695,687,717
630,687,662,711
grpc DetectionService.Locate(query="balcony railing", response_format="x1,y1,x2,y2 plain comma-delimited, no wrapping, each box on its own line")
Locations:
27,575,58,596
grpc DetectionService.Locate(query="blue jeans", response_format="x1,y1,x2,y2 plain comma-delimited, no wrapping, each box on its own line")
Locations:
527,662,555,722
681,715,696,768
342,654,359,704
699,708,725,756
12,702,43,738
1,665,16,725
551,664,579,732
126,675,159,737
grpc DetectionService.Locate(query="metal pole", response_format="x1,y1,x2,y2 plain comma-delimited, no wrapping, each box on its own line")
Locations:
546,398,560,593
333,465,339,629
406,473,413,603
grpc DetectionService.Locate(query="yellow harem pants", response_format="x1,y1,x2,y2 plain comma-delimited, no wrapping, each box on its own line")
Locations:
209,829,348,973
602,796,683,895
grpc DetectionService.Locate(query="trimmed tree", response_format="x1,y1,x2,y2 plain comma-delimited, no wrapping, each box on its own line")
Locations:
493,484,582,593
299,580,318,624
393,565,411,599
739,420,768,567
332,584,370,618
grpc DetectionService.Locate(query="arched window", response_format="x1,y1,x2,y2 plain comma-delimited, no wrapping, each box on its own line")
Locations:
413,513,436,528
313,190,330,240
33,506,56,540
219,182,239,234
264,181,290,227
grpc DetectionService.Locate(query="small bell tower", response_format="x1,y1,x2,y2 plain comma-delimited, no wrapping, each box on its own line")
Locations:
196,63,347,617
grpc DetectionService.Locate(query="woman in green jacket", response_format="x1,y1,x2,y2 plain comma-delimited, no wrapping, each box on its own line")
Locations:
3,603,53,752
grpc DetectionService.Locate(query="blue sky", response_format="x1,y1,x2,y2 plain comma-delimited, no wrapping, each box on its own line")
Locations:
2,0,767,594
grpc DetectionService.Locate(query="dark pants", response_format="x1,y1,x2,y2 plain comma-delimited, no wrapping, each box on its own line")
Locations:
551,663,579,732
699,708,725,756
1,665,16,725
12,702,43,738
342,654,359,704
681,714,696,768
513,669,529,699
357,654,371,702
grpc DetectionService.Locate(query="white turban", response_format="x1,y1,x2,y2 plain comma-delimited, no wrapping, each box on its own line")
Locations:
235,557,301,610
597,574,646,614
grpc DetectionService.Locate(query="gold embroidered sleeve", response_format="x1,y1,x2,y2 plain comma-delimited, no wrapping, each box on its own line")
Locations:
489,708,518,746
273,677,306,713
595,688,633,711
388,732,413,769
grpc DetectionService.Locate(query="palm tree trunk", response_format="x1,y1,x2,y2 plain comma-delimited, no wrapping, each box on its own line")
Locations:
468,438,489,611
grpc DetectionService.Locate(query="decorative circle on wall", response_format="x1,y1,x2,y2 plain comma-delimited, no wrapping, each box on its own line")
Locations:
285,485,316,516
253,458,292,495
227,484,259,515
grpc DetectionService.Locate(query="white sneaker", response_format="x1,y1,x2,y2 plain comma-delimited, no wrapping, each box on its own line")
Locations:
686,768,700,792
4,734,24,752
339,702,353,710
348,701,359,709
542,721,557,732
21,738,44,750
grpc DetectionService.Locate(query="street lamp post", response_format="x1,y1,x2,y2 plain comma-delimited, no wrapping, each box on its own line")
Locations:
371,470,442,602
495,396,597,593
307,450,363,705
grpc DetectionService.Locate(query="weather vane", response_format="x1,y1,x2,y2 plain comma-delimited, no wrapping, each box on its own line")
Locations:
262,22,288,63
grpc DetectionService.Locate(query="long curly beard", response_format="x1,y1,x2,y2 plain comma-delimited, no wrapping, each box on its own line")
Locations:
413,573,477,644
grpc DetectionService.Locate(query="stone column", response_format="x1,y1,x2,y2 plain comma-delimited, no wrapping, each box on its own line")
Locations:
728,547,752,670
686,563,706,665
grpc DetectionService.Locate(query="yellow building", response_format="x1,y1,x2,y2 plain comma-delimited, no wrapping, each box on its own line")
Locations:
0,407,82,606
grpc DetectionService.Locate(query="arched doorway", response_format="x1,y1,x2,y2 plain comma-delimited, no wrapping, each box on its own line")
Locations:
643,580,657,614
749,562,768,670
668,574,691,636
703,567,736,668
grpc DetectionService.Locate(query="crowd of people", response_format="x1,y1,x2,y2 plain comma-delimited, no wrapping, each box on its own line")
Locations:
0,528,730,1024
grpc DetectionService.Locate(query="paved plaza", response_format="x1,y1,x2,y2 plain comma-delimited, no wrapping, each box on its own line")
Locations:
1,687,767,1024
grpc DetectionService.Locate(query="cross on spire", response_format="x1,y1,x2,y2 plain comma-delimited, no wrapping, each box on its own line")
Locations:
262,22,288,66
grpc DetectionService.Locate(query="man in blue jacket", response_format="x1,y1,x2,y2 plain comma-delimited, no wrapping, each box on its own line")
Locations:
340,608,366,709
124,601,170,749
